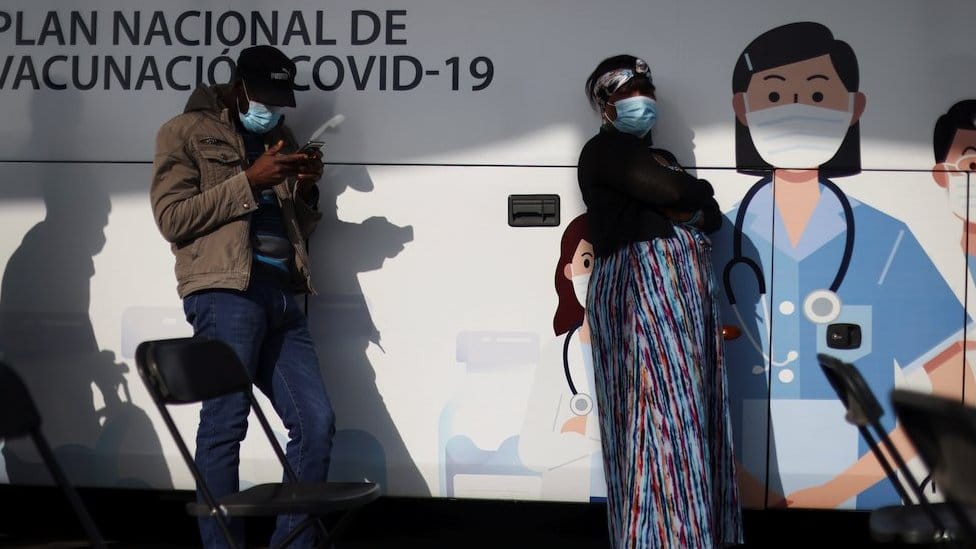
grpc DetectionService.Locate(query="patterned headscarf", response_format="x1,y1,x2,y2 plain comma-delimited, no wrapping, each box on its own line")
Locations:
593,58,650,107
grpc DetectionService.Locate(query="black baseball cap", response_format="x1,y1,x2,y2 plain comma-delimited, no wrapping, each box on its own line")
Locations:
236,45,296,108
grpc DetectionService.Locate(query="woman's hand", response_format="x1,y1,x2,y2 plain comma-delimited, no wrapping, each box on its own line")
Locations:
661,207,694,222
663,207,706,229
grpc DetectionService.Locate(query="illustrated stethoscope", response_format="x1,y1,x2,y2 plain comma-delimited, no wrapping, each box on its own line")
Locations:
721,178,856,370
563,323,595,416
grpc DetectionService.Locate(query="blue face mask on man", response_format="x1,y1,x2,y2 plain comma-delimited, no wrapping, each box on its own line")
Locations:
610,96,657,137
238,83,283,134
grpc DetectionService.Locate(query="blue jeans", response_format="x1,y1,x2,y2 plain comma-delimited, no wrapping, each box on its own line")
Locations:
183,274,335,548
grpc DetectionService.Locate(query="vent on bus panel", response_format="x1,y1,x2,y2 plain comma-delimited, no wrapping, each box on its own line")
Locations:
507,194,560,227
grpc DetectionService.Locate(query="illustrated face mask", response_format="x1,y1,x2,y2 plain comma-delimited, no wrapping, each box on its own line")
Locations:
946,171,976,221
572,271,591,308
745,93,854,169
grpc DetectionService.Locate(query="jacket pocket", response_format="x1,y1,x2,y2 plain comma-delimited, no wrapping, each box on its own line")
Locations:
173,237,202,276
196,142,242,189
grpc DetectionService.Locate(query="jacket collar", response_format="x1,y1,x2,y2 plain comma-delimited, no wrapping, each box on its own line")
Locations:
183,84,231,114
599,124,654,147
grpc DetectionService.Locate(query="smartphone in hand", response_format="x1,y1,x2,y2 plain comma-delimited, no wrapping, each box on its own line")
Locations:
298,140,325,156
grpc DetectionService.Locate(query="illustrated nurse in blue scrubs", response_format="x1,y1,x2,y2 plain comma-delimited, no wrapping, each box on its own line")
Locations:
714,22,972,510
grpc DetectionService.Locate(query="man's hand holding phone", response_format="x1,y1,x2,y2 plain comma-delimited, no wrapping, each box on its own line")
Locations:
296,140,324,184
245,140,309,190
295,140,324,205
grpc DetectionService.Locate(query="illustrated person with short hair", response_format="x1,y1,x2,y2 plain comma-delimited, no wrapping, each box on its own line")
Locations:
150,45,334,548
578,54,742,547
932,100,976,277
715,22,972,510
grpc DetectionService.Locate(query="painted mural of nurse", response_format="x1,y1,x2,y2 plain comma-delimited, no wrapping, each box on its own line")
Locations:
518,213,606,502
714,22,973,510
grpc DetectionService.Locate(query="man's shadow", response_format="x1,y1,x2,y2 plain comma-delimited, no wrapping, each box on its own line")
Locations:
306,163,428,496
0,88,172,489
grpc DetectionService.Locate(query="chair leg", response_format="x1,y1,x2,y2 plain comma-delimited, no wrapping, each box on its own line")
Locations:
273,508,364,549
274,516,322,549
205,511,242,549
945,499,976,542
314,517,332,549
324,505,364,543
31,432,106,549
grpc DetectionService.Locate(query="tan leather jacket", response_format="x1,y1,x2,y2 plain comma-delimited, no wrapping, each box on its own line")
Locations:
150,84,321,298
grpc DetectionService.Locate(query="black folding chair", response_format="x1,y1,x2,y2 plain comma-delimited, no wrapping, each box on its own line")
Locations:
0,361,106,548
817,353,973,544
892,389,976,541
135,337,379,549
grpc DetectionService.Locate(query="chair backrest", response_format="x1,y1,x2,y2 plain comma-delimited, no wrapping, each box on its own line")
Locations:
817,353,884,427
0,361,41,437
892,389,976,506
135,338,251,404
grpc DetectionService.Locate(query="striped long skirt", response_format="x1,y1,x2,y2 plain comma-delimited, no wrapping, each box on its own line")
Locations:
587,226,742,548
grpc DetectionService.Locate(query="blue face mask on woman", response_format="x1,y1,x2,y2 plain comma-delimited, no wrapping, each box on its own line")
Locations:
611,96,657,137
238,84,283,134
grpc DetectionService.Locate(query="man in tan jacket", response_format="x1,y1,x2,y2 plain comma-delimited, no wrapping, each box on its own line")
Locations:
151,45,333,549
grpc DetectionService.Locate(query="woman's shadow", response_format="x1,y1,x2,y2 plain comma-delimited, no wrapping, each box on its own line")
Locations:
306,163,428,496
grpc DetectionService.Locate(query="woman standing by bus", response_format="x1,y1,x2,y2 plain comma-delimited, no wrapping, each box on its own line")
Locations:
578,54,742,547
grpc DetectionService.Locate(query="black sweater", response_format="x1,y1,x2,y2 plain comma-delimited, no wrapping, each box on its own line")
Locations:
577,127,722,258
